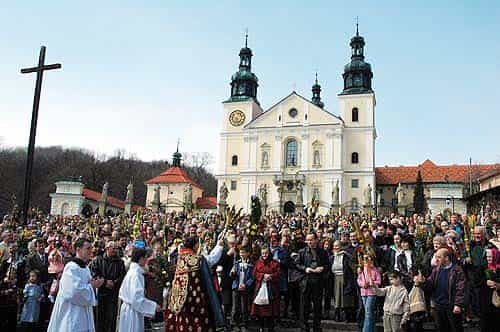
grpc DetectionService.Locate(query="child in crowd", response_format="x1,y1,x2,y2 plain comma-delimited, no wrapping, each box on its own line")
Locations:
231,246,254,332
372,271,410,332
20,270,44,332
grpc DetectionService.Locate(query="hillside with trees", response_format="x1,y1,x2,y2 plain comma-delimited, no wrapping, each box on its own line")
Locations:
0,146,217,217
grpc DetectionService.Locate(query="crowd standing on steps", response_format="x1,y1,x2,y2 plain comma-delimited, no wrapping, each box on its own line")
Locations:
0,207,499,332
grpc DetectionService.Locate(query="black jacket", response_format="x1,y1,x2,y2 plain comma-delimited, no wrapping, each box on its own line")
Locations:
90,254,126,297
294,246,329,282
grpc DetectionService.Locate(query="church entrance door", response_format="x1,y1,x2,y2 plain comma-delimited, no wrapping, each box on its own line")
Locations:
284,201,295,214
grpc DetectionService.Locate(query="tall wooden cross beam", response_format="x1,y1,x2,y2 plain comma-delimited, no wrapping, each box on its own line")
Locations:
20,46,61,223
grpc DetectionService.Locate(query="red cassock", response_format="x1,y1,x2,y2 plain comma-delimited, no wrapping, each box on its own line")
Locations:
164,248,213,332
250,258,280,317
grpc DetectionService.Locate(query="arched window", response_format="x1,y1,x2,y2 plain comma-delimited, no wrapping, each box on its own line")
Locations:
351,152,359,164
231,155,238,166
352,107,359,122
286,140,298,167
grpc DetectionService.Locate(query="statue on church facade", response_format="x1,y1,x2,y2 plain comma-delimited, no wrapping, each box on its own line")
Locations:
261,151,269,168
219,182,229,202
396,183,406,205
332,180,339,206
364,184,372,206
313,150,321,166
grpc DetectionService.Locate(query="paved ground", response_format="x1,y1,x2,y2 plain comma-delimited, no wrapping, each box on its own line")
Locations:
148,318,482,331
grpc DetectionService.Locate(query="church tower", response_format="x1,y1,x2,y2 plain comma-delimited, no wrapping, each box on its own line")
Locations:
217,35,264,208
311,73,324,108
338,23,376,209
221,35,263,133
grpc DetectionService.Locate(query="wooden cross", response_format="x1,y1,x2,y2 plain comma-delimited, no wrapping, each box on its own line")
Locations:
20,46,61,223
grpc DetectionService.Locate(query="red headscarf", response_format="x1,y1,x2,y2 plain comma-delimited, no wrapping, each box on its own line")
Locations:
487,248,500,271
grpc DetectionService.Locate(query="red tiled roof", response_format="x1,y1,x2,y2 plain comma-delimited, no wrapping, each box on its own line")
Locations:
82,189,140,211
376,159,500,185
196,196,217,209
144,166,202,190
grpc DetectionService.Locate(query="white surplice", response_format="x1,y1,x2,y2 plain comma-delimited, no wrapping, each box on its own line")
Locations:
47,261,97,332
118,262,157,332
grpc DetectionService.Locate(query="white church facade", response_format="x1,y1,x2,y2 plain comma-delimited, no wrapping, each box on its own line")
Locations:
216,28,376,214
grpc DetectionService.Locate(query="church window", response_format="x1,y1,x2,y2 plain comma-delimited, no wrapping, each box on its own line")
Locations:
288,108,298,118
351,179,359,188
351,152,359,164
305,114,308,120
278,115,281,122
230,181,237,191
286,140,298,167
231,155,238,166
352,108,359,122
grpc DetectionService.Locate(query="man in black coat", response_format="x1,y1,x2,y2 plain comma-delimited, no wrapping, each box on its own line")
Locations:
295,233,329,332
90,241,126,332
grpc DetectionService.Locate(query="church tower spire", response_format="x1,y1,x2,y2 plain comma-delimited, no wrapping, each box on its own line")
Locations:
311,72,324,108
228,32,259,103
172,140,182,167
340,21,373,95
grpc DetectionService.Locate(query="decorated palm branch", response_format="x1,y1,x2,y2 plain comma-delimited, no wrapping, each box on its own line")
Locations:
132,209,142,240
463,215,477,259
221,205,244,236
306,198,320,227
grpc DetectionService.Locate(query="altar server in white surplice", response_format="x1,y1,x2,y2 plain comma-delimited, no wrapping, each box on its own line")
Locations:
47,238,104,332
118,247,160,332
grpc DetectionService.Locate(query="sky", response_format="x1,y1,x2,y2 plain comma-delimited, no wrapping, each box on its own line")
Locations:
1,0,499,170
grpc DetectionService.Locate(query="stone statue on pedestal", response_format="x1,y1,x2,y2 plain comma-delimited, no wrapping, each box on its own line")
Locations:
218,182,229,214
219,182,229,202
258,184,267,204
258,183,268,214
99,182,109,216
183,183,193,212
396,183,406,206
124,182,134,215
296,180,304,207
152,184,161,212
364,184,372,206
101,182,109,202
331,180,339,206
125,182,134,203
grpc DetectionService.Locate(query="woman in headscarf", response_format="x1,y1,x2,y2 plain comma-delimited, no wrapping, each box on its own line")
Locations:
484,247,500,331
251,244,280,332
330,240,356,322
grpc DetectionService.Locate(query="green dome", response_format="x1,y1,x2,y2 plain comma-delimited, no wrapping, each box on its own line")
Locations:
344,59,372,72
231,70,259,82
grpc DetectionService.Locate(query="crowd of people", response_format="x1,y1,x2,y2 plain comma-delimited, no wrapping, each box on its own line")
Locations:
0,207,499,332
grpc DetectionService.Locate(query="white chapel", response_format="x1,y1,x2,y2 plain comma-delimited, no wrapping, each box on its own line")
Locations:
216,27,377,214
